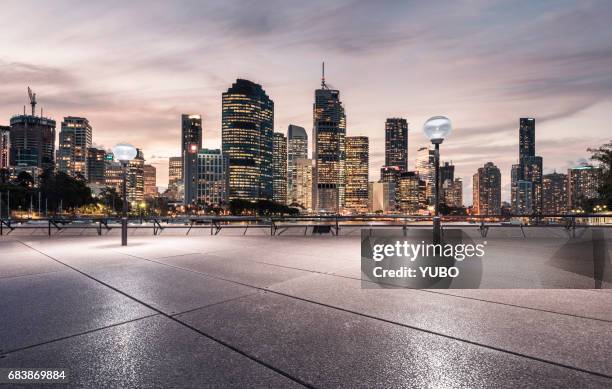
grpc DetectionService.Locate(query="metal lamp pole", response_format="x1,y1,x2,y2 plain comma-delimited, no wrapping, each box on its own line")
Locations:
121,161,128,246
423,116,452,245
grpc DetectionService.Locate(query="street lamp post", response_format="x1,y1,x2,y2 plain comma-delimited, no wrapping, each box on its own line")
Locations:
423,116,452,244
112,143,138,246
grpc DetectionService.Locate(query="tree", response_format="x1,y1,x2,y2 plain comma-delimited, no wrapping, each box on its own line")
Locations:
98,187,125,215
40,171,93,212
588,141,612,207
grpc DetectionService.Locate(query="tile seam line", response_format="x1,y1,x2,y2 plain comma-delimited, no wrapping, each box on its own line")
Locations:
15,240,315,389
119,251,612,381
141,249,612,324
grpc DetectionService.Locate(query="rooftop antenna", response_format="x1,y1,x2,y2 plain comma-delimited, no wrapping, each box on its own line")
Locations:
27,87,37,116
321,61,326,89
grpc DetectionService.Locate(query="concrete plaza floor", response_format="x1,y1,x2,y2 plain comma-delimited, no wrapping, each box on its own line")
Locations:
0,228,611,388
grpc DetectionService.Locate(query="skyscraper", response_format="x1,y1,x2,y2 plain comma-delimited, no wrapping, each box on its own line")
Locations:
197,149,229,208
443,178,463,209
313,65,346,213
398,172,426,214
144,164,157,199
345,136,369,213
293,158,313,212
272,132,288,204
567,164,602,210
128,149,145,203
287,125,308,205
415,146,435,205
543,172,568,214
181,114,202,206
168,157,183,189
58,117,92,179
0,126,9,169
473,162,501,215
9,94,56,170
368,181,395,214
222,79,274,201
384,118,408,171
87,147,106,185
519,118,535,160
512,118,543,215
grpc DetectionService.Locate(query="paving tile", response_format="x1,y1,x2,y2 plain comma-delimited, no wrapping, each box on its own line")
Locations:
82,261,257,315
268,273,612,376
0,315,300,388
0,271,154,352
178,293,610,388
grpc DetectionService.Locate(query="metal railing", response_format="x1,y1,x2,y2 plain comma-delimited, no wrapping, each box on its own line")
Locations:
0,214,610,237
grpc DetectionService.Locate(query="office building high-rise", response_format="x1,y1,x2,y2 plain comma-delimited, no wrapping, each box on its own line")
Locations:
0,126,10,169
144,164,157,199
543,172,568,214
87,147,106,185
440,162,455,187
168,157,183,189
313,65,346,213
128,149,145,203
58,117,92,179
9,93,56,170
197,149,229,208
369,181,395,214
415,146,435,205
398,171,426,214
512,118,543,215
443,178,463,209
181,114,202,206
385,118,408,171
519,118,535,160
567,164,602,210
222,79,274,201
272,132,288,204
293,158,313,212
473,162,501,215
287,125,308,205
345,136,369,213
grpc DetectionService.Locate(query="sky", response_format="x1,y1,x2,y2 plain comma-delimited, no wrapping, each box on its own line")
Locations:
1,0,611,204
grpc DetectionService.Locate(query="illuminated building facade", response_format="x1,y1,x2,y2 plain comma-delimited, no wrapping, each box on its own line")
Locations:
443,178,463,208
58,117,92,179
385,118,408,171
222,79,274,201
197,149,228,207
398,171,426,214
0,126,9,169
128,149,145,203
272,132,288,204
473,162,501,215
144,164,157,199
182,114,202,206
10,114,56,169
287,125,308,205
345,136,369,213
512,118,543,215
567,164,602,209
313,70,346,213
87,147,106,185
542,172,568,214
380,165,402,211
293,158,313,212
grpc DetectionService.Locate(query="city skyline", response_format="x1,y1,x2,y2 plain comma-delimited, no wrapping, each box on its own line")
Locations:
2,1,612,204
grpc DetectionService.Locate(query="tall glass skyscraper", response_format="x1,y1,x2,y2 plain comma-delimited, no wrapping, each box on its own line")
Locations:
287,124,308,205
222,79,274,201
512,117,543,215
313,69,346,213
473,162,501,215
384,118,408,171
345,136,369,213
0,126,9,169
10,114,56,170
272,132,288,204
58,116,92,179
181,114,202,206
